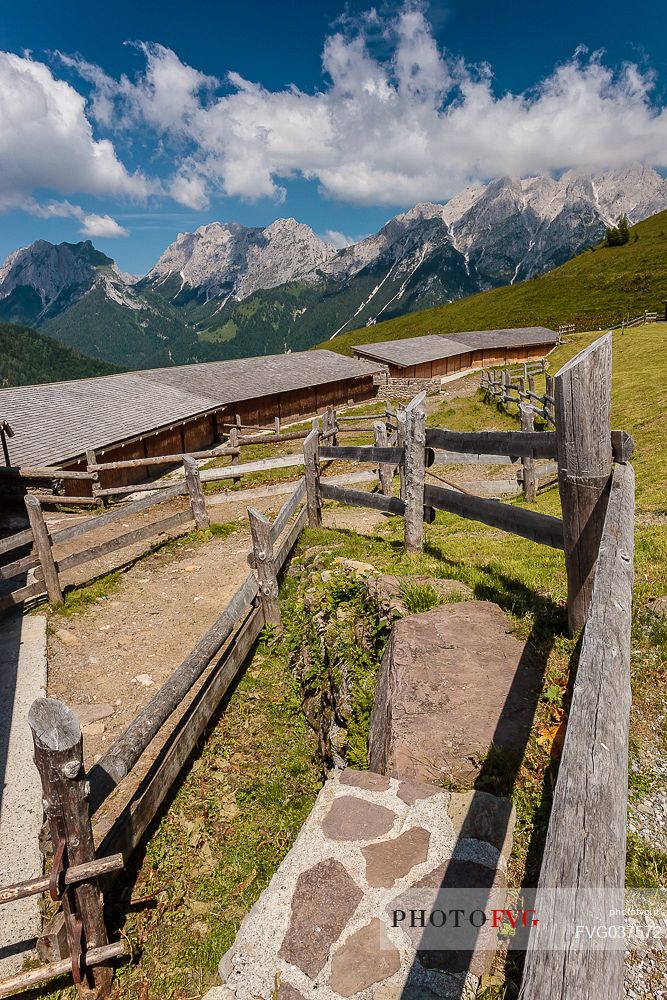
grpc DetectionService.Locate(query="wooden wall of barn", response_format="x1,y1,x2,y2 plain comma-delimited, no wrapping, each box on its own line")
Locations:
385,342,549,378
61,375,377,493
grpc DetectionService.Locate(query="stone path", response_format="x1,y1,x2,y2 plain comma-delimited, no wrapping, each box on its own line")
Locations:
206,769,514,1000
0,613,47,975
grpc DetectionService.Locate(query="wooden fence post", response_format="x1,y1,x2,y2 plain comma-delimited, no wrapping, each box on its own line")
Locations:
85,450,101,503
404,393,426,553
520,404,537,502
374,421,393,496
544,373,555,424
228,426,241,485
24,494,63,605
303,428,322,528
28,698,112,998
396,406,407,500
555,333,613,634
247,507,281,626
183,457,210,531
275,415,281,434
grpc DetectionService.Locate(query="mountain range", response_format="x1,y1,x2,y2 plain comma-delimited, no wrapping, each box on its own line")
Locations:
1,165,666,370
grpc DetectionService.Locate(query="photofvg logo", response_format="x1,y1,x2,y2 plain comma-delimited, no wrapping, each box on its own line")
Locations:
384,888,667,954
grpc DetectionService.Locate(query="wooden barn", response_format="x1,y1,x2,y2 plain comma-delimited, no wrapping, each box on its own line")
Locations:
0,350,382,490
352,327,558,379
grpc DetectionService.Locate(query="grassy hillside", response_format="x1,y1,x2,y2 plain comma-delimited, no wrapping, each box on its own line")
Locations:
0,322,122,387
322,209,667,355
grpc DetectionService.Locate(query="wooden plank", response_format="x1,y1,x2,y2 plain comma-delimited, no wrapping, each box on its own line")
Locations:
319,445,405,464
199,453,305,483
520,404,537,502
96,479,187,497
423,484,565,549
269,479,306,544
303,428,322,528
555,333,613,633
0,550,39,581
183,457,210,531
0,854,123,905
404,396,426,552
20,493,101,507
0,579,45,612
611,429,634,463
0,527,33,556
396,407,407,501
28,698,112,997
55,509,193,575
238,429,309,446
88,573,259,807
50,482,187,546
91,447,238,472
0,943,123,998
518,463,634,1000
433,450,519,466
0,466,93,481
95,606,263,864
426,428,558,459
374,421,393,497
248,507,281,626
319,482,406,517
273,506,307,572
24,495,63,604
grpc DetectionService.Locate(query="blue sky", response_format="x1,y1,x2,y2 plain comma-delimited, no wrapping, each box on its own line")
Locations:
1,0,667,274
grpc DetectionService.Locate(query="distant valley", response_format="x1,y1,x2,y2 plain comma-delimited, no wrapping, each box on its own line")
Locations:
1,165,666,371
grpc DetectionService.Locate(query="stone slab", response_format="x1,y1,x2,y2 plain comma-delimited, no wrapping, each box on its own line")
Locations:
0,614,47,975
368,601,542,786
214,769,513,1000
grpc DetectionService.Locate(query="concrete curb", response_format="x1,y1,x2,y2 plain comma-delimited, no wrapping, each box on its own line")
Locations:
0,613,48,975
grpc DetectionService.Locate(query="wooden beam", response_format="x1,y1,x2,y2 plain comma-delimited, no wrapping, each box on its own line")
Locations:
183,457,210,531
396,406,407,501
518,463,634,1000
426,428,558,459
88,573,259,808
555,333,613,633
28,699,112,998
319,482,406,517
303,428,322,528
0,855,123,905
55,510,193,575
95,606,263,865
248,507,281,626
269,479,306,544
404,395,426,552
611,429,634,463
0,466,94,481
423,484,565,549
319,445,405,464
374,421,393,496
49,483,187,547
273,506,308,572
24,495,63,604
0,527,33,556
0,944,123,999
520,404,537,502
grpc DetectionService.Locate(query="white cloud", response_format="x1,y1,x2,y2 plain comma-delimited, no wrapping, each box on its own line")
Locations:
0,51,149,220
20,197,129,237
323,229,357,248
66,4,667,209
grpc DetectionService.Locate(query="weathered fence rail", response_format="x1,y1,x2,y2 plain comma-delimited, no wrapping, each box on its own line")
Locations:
518,460,634,999
0,475,310,998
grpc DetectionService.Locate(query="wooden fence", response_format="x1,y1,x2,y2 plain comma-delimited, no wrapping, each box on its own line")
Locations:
303,333,636,998
480,365,556,426
0,477,308,998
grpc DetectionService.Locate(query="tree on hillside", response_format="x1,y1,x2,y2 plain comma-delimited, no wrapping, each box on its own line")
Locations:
605,215,630,247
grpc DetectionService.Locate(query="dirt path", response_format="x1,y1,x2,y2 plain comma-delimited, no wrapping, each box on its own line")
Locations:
46,492,288,774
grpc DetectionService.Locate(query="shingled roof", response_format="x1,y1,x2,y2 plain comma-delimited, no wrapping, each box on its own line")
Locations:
0,350,383,468
351,327,558,367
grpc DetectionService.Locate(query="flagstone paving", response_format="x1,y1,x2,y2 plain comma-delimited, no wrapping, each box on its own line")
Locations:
205,770,514,1000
